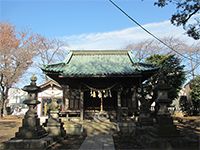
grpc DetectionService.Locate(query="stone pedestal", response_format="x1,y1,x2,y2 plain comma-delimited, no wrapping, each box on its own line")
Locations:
93,111,110,122
43,110,66,138
64,123,83,135
15,102,47,139
138,113,154,126
138,104,154,126
5,137,53,150
156,115,179,137
117,122,136,136
155,99,179,137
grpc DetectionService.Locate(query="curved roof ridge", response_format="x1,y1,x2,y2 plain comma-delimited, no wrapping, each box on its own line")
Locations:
128,51,137,64
42,49,159,78
64,51,73,64
71,50,129,55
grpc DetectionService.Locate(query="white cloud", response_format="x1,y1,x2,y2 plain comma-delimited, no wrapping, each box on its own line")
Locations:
16,20,199,88
62,20,198,50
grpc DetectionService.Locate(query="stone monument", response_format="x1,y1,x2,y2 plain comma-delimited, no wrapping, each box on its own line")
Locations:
6,75,52,150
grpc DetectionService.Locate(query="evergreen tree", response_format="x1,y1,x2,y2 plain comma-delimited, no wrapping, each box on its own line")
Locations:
190,76,200,115
144,54,186,106
154,0,200,40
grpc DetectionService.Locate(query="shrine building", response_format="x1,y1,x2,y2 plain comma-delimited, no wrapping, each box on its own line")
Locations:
41,50,159,120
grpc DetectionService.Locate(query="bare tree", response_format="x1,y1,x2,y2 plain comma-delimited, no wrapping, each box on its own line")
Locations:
0,23,36,117
125,37,200,77
34,35,68,65
182,42,200,79
33,35,68,81
125,39,161,62
161,37,200,78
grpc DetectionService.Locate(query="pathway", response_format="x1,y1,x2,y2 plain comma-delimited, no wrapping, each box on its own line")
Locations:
79,134,115,150
79,120,117,150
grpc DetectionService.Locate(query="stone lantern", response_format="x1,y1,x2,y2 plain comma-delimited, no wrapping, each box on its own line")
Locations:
6,75,53,150
15,75,47,139
155,79,171,116
155,77,179,136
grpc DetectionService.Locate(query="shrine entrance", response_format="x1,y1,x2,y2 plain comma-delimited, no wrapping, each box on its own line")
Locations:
83,90,117,112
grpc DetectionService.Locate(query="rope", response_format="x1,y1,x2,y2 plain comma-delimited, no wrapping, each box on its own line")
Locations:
83,83,118,91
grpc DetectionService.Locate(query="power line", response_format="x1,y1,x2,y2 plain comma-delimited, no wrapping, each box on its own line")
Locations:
186,62,200,75
108,0,195,62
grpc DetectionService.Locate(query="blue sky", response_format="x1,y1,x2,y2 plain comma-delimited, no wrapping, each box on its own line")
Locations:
1,0,176,38
1,0,199,87
2,0,197,50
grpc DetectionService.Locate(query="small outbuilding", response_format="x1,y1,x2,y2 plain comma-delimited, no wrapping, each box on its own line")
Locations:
37,80,63,117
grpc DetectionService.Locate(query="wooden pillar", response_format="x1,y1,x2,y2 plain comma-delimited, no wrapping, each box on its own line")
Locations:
62,85,70,120
62,86,65,108
63,85,70,111
80,90,84,121
117,88,122,121
140,79,144,99
131,86,137,114
139,78,145,109
100,97,103,112
117,90,122,108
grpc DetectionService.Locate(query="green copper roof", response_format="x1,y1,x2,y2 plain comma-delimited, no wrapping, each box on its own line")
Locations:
42,50,158,77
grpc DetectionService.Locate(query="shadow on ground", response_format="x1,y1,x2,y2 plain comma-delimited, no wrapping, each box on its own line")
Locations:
113,116,200,150
47,135,86,150
0,116,199,150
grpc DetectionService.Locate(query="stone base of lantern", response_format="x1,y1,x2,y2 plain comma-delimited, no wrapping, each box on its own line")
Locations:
5,136,53,150
15,110,47,139
155,115,179,137
5,103,52,150
138,113,154,126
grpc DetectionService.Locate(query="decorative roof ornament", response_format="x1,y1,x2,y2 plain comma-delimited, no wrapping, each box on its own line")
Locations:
30,74,37,85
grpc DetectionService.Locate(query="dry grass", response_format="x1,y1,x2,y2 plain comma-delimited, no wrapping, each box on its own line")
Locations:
0,115,199,150
0,116,22,143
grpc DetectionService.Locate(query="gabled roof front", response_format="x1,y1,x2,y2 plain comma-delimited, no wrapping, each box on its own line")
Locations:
42,50,159,78
39,79,61,89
